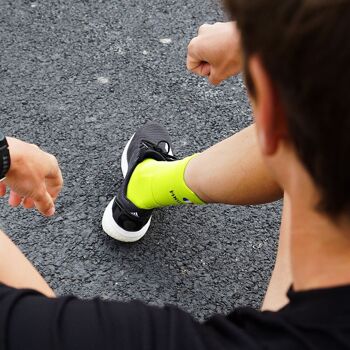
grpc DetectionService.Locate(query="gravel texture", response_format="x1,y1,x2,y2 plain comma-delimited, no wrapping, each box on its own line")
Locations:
0,0,282,320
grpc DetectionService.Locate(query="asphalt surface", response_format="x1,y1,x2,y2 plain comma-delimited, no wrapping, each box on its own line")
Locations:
0,0,282,320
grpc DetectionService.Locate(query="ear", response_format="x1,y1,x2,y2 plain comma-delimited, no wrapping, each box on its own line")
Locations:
248,55,287,156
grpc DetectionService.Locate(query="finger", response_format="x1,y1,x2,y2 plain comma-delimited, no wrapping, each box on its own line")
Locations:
187,37,212,76
32,187,55,216
208,68,222,86
187,38,202,72
187,50,211,77
190,62,211,77
208,76,221,85
198,23,210,35
45,162,63,202
9,191,23,207
186,54,200,73
200,62,211,76
22,197,35,209
0,182,6,197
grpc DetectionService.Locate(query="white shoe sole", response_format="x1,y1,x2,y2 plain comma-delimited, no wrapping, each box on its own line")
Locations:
102,133,152,242
102,197,152,242
102,133,174,242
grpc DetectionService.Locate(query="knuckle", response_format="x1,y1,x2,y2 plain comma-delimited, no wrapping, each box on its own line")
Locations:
187,37,196,51
186,58,193,71
199,23,209,31
48,153,59,166
47,154,61,175
39,199,52,211
209,76,219,85
32,187,46,200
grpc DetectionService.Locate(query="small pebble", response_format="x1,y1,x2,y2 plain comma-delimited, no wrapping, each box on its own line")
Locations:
160,38,172,44
97,76,109,84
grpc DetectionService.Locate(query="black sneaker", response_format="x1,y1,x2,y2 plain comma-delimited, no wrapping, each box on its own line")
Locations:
102,122,176,242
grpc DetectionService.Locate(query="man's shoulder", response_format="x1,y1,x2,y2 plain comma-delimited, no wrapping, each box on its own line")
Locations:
205,286,350,350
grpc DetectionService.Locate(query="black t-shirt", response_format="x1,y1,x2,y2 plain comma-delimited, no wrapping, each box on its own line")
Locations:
1,282,350,349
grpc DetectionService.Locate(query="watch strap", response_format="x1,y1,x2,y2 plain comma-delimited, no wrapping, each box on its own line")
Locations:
0,133,10,180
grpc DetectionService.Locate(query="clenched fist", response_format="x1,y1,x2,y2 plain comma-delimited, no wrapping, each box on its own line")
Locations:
187,22,242,85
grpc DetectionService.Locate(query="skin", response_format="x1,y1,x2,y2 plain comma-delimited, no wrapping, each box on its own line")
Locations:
2,21,349,316
187,22,242,85
1,137,63,216
0,22,290,310
185,124,283,205
186,21,350,308
186,22,290,310
249,55,350,293
0,137,62,296
0,230,55,297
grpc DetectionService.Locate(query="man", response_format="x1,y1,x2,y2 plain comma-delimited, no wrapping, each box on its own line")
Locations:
1,0,350,349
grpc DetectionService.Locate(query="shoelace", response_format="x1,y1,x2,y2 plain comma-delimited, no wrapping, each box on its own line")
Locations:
141,139,177,161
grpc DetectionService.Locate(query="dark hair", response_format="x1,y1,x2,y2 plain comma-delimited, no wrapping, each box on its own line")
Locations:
225,0,350,217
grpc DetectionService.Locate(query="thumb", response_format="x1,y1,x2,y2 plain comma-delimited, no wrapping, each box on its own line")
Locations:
32,186,55,217
208,68,222,85
200,62,211,76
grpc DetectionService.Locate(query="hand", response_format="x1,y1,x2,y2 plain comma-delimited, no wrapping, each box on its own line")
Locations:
187,22,242,85
0,137,63,217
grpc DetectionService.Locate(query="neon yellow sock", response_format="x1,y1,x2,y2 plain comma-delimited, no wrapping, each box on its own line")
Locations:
126,155,205,209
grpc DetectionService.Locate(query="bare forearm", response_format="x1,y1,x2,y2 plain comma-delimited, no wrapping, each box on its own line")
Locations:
0,230,55,297
185,124,283,205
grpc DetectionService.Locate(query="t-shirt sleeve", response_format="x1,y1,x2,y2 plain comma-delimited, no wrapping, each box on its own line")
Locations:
0,283,260,350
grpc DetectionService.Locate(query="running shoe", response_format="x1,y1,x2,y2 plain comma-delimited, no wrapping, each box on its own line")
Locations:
102,122,175,242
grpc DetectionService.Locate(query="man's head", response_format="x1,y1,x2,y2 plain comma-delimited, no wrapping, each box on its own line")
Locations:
225,0,350,218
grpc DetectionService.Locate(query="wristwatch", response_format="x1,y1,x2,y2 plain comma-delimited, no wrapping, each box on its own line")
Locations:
0,132,11,181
